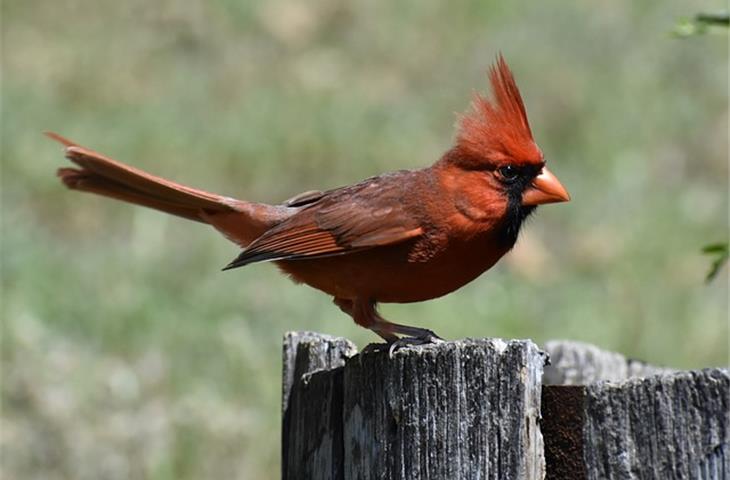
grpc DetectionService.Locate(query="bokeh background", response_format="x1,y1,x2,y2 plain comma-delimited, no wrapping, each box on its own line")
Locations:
3,1,728,478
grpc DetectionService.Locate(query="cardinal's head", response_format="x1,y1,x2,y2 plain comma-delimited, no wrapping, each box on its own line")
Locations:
441,54,570,246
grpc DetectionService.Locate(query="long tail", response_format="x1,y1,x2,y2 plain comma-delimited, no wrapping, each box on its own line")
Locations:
48,132,289,246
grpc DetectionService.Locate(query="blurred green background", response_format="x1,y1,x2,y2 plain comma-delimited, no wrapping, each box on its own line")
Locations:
2,1,728,478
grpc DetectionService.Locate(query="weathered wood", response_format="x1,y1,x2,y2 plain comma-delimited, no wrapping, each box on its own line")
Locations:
543,340,673,385
283,334,546,479
282,332,357,480
541,385,587,480
282,334,729,480
342,339,546,480
583,368,730,480
543,342,729,479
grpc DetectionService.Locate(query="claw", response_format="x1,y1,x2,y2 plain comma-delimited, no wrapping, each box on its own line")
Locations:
361,332,444,359
387,334,444,358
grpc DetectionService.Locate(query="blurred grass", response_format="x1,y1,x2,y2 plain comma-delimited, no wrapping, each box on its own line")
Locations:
2,0,728,478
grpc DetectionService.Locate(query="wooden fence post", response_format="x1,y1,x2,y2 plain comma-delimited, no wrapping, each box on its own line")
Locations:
283,333,546,479
282,332,357,480
581,369,729,479
282,333,729,480
542,340,673,385
541,341,729,480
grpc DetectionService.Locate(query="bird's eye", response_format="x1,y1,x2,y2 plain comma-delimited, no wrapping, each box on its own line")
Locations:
498,165,519,183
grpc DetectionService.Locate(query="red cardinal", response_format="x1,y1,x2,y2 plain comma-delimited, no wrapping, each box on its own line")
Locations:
49,56,569,347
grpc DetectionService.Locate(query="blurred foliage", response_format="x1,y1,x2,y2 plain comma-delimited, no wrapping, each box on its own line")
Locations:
2,1,728,479
674,10,728,283
673,11,730,37
702,242,729,282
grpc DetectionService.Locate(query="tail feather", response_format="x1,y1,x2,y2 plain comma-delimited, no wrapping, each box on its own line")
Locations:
47,132,229,213
57,167,205,222
48,132,290,245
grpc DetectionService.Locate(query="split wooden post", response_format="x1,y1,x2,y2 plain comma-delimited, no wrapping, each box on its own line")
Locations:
282,333,729,479
541,341,729,480
282,333,546,480
282,332,357,480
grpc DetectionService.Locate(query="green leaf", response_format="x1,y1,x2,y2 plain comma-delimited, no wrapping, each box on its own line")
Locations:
702,243,728,254
702,241,729,283
672,12,729,37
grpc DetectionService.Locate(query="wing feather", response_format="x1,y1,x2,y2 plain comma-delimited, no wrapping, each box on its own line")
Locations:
223,171,427,270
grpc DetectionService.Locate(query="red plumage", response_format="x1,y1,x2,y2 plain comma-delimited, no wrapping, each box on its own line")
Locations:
456,55,543,168
48,56,569,346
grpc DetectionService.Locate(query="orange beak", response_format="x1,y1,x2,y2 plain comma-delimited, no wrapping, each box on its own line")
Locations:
521,167,570,206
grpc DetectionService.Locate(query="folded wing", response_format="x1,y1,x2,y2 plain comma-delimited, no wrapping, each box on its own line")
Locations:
223,171,425,269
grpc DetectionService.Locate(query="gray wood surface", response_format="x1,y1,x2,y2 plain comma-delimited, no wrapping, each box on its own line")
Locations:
282,332,357,480
283,334,547,479
281,333,729,480
543,340,674,385
583,368,729,480
341,339,546,480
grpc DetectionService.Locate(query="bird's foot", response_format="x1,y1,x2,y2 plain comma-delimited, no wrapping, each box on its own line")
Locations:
387,333,444,357
362,329,444,358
